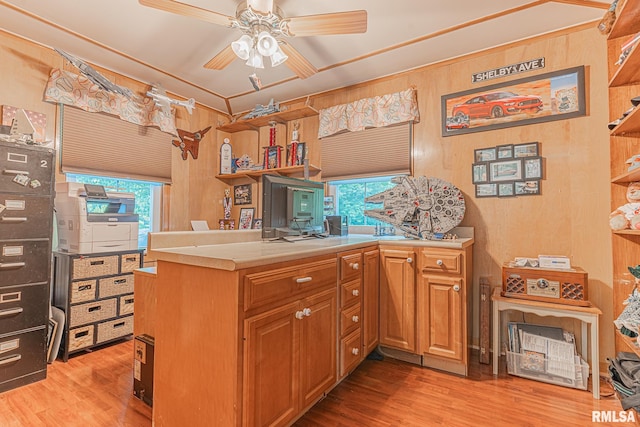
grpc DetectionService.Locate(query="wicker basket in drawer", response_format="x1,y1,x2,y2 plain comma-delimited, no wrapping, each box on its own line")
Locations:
68,325,95,352
98,274,134,299
120,253,141,273
119,294,134,316
96,316,133,344
70,280,97,304
72,255,119,279
69,298,117,327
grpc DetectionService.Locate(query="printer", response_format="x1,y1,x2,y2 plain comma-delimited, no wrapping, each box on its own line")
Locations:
55,182,139,253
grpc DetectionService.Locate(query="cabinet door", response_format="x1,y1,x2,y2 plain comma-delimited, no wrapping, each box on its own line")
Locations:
379,248,416,352
363,248,380,354
299,289,337,408
421,275,463,361
244,301,299,427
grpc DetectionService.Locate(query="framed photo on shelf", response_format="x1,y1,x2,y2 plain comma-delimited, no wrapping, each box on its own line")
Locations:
252,218,263,229
489,159,523,182
523,156,543,179
234,184,252,205
264,146,282,169
239,208,255,230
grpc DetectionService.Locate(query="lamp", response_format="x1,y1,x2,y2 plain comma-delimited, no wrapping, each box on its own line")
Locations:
270,46,288,67
231,35,252,60
246,48,264,68
256,31,278,56
231,31,287,69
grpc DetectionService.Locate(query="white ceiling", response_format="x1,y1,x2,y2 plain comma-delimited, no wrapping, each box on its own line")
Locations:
0,0,610,115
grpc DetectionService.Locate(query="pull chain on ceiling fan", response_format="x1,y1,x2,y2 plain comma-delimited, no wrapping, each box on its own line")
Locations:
138,0,367,79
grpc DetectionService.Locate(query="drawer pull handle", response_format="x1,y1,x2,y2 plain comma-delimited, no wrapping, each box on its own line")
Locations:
351,348,359,356
0,354,21,366
352,315,359,323
406,257,413,264
349,262,359,270
3,169,29,175
0,307,23,317
114,279,127,285
0,262,26,269
296,277,312,284
90,260,105,266
1,217,27,223
0,292,21,303
453,284,460,292
125,257,137,262
352,289,359,297
75,330,89,338
302,308,312,317
436,259,444,266
295,310,305,320
78,284,93,292
113,322,126,328
88,306,102,312
125,298,134,304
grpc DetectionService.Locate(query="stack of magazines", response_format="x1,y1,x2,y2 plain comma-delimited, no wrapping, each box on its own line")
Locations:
506,322,588,389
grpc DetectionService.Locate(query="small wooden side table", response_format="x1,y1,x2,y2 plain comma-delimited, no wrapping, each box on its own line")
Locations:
491,288,602,399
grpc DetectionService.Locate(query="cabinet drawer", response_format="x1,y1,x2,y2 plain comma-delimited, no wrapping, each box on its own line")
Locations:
70,280,97,304
244,258,336,311
69,298,117,327
420,250,462,275
0,283,48,335
340,279,361,309
339,251,362,282
96,316,133,344
340,329,362,377
0,143,54,195
72,255,119,279
98,274,134,298
119,294,134,316
0,328,46,385
68,325,94,352
120,253,142,273
0,194,52,239
340,303,361,337
0,240,49,287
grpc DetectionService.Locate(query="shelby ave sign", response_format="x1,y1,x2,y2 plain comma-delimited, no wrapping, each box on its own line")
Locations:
471,58,545,83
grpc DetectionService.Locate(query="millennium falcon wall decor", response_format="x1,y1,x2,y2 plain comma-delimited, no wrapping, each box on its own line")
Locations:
364,176,466,239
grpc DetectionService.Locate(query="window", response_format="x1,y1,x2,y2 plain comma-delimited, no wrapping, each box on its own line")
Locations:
327,176,399,226
65,174,163,249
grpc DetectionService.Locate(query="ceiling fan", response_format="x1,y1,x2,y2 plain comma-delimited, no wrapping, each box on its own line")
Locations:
139,0,367,79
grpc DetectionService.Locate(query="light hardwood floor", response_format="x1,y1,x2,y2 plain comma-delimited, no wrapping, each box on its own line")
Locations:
0,340,624,426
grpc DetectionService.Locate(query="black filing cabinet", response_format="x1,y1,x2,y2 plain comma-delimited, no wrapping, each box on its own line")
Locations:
0,140,55,393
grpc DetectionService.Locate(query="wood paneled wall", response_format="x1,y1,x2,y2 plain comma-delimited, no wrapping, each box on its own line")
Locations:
0,23,613,365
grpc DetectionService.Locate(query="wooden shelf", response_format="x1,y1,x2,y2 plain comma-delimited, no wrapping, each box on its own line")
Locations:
217,105,319,133
610,104,640,137
608,0,640,40
616,328,640,357
609,37,640,88
612,165,640,184
215,164,321,182
613,229,640,236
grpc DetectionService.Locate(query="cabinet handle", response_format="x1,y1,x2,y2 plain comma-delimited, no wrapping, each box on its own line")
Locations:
0,262,26,269
352,315,359,323
114,279,127,285
453,284,460,292
295,310,305,320
436,259,444,266
90,260,105,266
3,169,29,175
351,348,359,356
1,217,27,223
0,354,21,366
406,257,412,263
296,277,312,284
352,289,359,297
349,262,359,270
0,307,23,317
303,308,312,317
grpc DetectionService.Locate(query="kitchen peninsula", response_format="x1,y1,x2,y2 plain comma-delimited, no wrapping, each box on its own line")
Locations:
147,229,473,426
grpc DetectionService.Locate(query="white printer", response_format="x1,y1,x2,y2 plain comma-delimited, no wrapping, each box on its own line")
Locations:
55,182,140,253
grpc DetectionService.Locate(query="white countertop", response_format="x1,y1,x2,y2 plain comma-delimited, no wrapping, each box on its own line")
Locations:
148,231,474,271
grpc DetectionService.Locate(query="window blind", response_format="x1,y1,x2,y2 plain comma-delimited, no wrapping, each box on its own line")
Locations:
60,105,173,183
320,122,412,181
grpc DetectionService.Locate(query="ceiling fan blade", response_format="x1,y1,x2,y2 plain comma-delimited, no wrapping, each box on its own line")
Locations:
204,45,237,70
280,42,317,79
139,0,234,27
285,10,367,37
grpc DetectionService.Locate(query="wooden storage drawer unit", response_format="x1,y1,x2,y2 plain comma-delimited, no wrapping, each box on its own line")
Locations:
0,283,48,335
0,328,47,387
420,249,462,275
340,279,361,309
72,255,119,279
70,280,97,304
119,295,134,316
96,316,133,344
0,194,53,240
69,298,117,328
243,257,336,311
339,251,362,282
98,274,134,298
340,329,362,376
0,240,50,287
340,303,361,337
67,325,94,352
121,253,142,273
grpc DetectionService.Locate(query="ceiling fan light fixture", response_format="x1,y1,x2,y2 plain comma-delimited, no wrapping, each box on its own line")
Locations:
248,0,274,14
246,49,264,68
256,31,278,57
231,34,253,60
270,46,288,67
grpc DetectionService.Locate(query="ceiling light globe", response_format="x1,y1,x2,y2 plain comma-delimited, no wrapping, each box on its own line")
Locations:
246,49,264,69
270,46,288,67
231,35,253,60
257,31,278,57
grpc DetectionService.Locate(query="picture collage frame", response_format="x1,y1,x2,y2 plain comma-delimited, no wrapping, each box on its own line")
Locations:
472,141,543,198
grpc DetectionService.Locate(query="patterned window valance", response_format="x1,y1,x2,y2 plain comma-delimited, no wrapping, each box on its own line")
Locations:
318,88,419,139
44,68,177,136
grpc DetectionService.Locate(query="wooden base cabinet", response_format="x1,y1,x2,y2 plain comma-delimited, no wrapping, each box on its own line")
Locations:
363,249,380,355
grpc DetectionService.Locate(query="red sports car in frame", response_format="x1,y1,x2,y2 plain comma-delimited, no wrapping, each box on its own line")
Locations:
451,91,543,120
